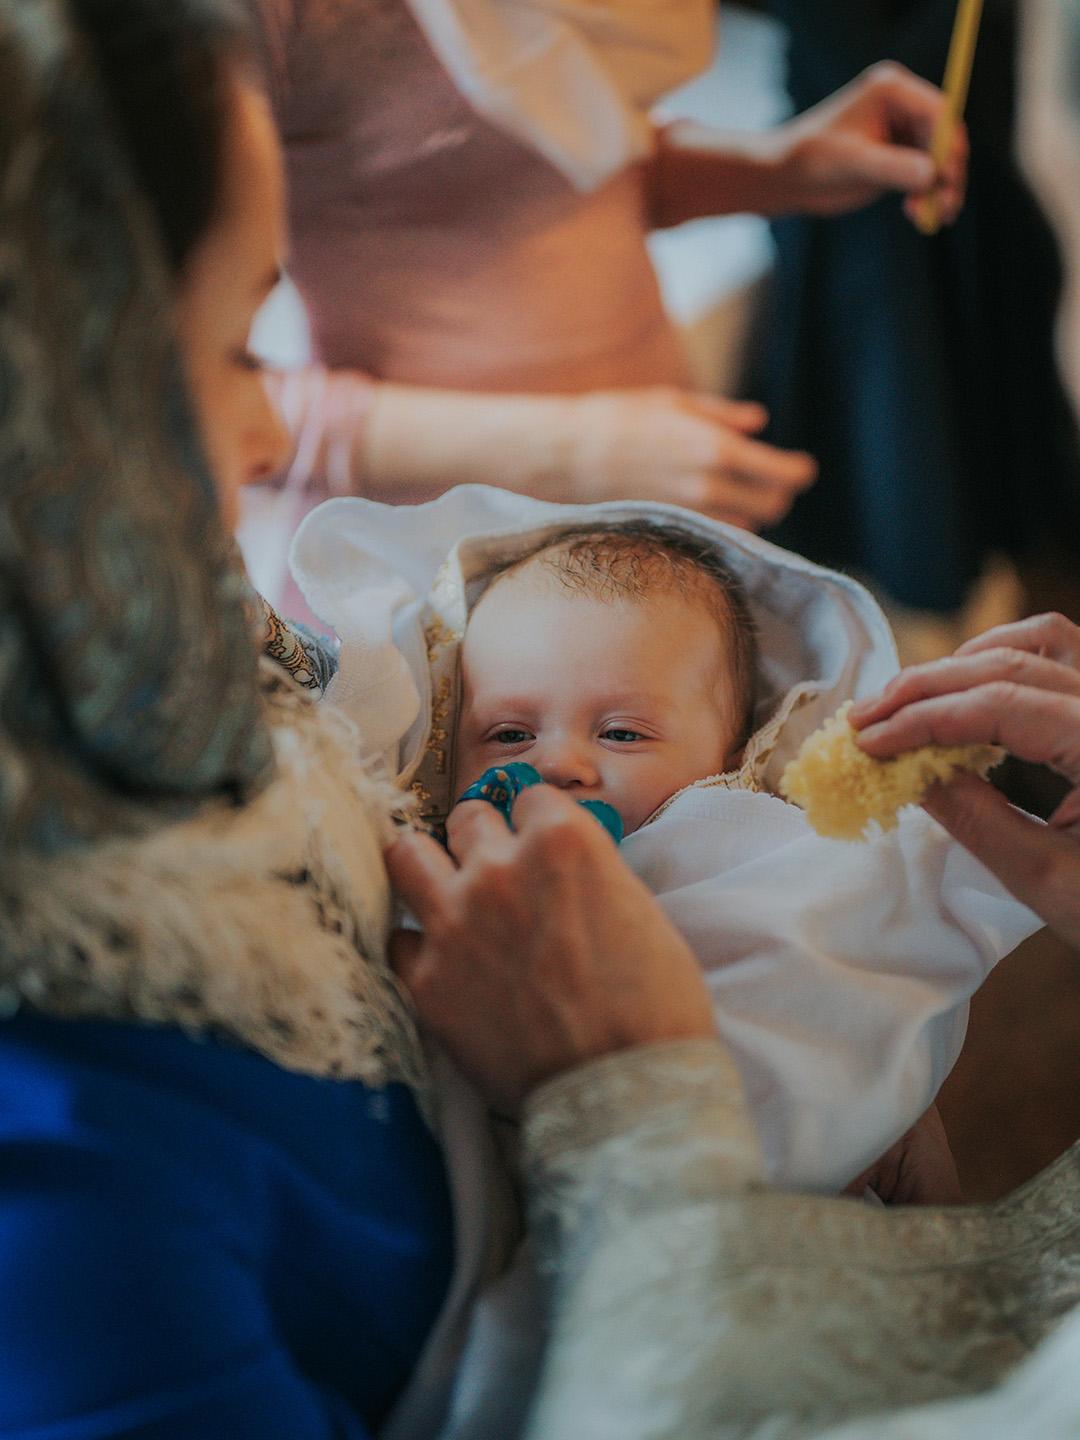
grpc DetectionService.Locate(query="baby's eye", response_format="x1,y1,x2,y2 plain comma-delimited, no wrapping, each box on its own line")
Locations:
490,728,533,746
602,728,644,743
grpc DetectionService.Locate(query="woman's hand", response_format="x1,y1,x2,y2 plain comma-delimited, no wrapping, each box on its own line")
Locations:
849,613,1080,946
266,368,816,530
567,389,817,528
769,62,968,224
386,787,717,1113
648,63,967,230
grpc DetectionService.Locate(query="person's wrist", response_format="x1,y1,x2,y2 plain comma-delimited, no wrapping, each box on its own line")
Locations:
751,119,813,217
364,383,583,501
564,392,626,497
647,120,789,225
522,1037,763,1197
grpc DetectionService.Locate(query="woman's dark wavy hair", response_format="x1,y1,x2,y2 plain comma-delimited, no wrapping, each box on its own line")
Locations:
68,0,256,272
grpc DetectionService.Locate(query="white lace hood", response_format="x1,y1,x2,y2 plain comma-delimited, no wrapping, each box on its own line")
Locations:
290,485,901,821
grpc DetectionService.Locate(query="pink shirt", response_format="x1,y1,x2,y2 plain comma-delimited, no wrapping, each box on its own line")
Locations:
256,0,688,394
244,0,696,620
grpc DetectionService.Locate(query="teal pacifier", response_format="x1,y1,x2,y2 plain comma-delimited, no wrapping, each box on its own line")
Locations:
456,761,623,844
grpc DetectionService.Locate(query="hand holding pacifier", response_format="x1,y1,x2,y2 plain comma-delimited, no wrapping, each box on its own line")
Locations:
450,761,624,844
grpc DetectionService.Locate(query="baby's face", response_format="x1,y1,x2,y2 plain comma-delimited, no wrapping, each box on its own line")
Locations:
455,566,741,834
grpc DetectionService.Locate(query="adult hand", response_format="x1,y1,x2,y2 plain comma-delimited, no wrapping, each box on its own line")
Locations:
770,61,968,225
386,787,717,1113
842,1104,963,1206
265,368,817,530
850,613,1080,947
568,387,817,528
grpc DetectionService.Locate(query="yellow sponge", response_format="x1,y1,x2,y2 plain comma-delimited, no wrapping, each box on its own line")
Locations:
779,701,1003,841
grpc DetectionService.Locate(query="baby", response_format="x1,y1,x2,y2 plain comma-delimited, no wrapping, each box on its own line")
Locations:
454,522,757,837
289,487,1039,1196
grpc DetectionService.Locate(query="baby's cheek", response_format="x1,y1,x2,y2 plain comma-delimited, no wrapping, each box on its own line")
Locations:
617,758,697,833
452,735,480,794
606,774,655,837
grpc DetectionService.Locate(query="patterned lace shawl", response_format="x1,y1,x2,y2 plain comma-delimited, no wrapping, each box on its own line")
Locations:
0,0,271,855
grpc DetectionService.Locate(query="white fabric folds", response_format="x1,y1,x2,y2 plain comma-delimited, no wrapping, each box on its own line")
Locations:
403,0,714,187
290,485,1040,1193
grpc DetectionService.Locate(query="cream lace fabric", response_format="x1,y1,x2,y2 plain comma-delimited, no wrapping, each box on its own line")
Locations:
522,1041,1080,1440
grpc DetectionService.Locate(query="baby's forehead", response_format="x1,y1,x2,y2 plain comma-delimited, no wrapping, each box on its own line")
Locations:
470,547,731,629
464,553,741,688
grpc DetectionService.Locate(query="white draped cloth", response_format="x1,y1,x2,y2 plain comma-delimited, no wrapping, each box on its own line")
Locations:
402,0,714,188
290,486,1040,1193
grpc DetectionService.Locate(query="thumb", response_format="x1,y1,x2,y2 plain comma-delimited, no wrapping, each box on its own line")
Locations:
923,773,1072,925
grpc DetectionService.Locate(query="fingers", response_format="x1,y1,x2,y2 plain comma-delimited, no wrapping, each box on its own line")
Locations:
856,61,943,133
444,796,517,861
851,648,1080,731
716,429,817,491
685,431,817,529
901,119,967,226
508,776,599,833
955,612,1080,668
842,134,935,196
923,773,1080,943
1050,789,1080,831
841,63,968,221
383,826,459,926
851,615,1080,732
856,684,1080,786
386,792,573,933
675,482,789,531
691,395,769,435
387,926,424,987
674,394,817,499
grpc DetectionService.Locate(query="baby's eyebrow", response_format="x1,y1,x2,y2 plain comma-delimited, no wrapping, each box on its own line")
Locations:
464,691,534,712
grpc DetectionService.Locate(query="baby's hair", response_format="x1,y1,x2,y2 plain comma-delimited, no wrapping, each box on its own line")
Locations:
476,521,759,744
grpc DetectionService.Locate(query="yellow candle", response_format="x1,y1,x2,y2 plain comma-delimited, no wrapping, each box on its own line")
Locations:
912,0,985,235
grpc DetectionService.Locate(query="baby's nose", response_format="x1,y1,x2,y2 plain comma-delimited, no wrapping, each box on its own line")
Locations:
535,739,600,790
